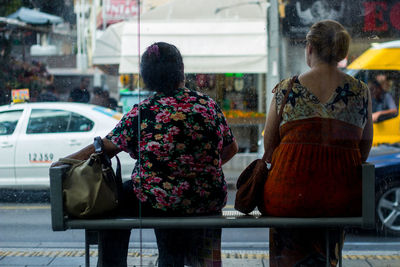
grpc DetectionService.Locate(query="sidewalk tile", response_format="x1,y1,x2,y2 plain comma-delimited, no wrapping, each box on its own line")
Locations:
50,256,85,266
222,258,265,266
0,256,53,266
342,259,370,266
367,259,400,267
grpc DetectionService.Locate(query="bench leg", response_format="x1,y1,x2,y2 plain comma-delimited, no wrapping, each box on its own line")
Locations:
338,230,343,267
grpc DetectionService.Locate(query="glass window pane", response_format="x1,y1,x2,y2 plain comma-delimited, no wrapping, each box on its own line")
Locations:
27,109,70,134
0,110,23,135
67,112,94,132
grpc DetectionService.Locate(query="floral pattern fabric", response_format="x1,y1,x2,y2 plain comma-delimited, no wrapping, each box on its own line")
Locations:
107,88,235,214
275,75,369,129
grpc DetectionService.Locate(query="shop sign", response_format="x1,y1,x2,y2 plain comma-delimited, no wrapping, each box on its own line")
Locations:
101,0,139,27
12,89,29,103
282,0,400,39
105,0,138,19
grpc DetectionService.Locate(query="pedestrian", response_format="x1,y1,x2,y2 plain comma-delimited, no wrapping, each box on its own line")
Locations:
69,77,90,103
260,20,373,266
37,85,59,102
369,78,397,122
90,86,107,107
103,90,119,110
51,42,238,267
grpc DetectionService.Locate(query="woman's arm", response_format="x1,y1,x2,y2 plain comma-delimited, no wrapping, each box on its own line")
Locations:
262,99,281,162
360,90,373,162
50,137,121,167
221,140,238,165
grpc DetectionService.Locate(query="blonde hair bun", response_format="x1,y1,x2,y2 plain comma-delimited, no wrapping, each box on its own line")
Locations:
306,20,350,64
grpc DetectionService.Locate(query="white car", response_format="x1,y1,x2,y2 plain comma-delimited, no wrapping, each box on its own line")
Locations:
0,102,134,189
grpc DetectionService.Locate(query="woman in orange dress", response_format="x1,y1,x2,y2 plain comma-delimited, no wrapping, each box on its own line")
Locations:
262,20,373,266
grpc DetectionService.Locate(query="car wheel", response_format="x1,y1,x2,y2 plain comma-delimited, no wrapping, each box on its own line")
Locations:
376,179,400,236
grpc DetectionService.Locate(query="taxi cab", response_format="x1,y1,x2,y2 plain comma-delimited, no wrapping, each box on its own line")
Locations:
346,40,400,146
0,102,134,189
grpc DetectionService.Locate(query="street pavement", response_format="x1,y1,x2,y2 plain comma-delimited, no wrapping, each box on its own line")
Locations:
1,247,400,266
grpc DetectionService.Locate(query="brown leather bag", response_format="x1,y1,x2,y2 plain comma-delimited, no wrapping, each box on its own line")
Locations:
234,76,296,214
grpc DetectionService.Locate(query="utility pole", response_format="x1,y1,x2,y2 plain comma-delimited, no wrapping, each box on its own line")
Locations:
266,0,280,113
75,0,88,71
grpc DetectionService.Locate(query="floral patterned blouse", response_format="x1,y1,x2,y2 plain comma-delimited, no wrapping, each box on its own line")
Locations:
275,75,369,129
107,88,235,214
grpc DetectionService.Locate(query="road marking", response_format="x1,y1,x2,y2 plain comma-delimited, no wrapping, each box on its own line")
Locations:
0,249,399,260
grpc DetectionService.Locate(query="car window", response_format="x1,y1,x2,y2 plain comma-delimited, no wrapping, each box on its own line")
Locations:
0,110,23,135
27,109,94,134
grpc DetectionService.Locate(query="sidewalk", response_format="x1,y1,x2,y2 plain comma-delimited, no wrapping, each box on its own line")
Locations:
1,248,400,266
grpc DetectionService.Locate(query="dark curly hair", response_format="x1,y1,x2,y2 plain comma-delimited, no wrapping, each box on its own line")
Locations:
140,42,184,93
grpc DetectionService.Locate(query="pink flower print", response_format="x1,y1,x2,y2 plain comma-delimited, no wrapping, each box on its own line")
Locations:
142,183,152,190
150,105,160,112
151,187,168,198
140,98,150,105
144,133,153,139
172,186,184,197
217,140,223,150
169,126,180,135
156,196,170,207
180,181,190,190
153,177,162,183
114,135,127,148
126,107,139,117
124,119,132,127
169,196,180,205
179,154,194,163
134,188,148,202
163,143,174,152
139,140,147,151
159,97,177,106
168,161,178,168
175,103,192,112
208,100,216,109
193,104,208,115
155,110,171,123
163,133,174,143
208,108,216,116
147,141,161,151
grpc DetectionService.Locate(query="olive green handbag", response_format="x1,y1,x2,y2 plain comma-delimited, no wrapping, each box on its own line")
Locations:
59,137,122,218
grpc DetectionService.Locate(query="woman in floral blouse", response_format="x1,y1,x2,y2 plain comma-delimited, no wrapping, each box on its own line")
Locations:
54,42,238,267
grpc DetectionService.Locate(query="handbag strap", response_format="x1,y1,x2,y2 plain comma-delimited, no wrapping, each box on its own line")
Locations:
277,75,297,121
261,76,297,163
59,157,83,165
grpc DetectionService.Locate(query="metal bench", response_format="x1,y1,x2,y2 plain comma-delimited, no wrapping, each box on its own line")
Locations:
50,163,375,267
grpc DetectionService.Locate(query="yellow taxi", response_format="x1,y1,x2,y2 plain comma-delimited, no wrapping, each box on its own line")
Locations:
347,40,400,146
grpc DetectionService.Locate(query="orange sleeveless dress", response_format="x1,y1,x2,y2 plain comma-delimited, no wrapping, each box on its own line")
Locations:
264,75,369,217
264,75,370,266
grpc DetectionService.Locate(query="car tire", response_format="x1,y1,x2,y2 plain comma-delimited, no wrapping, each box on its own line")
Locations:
376,178,400,236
